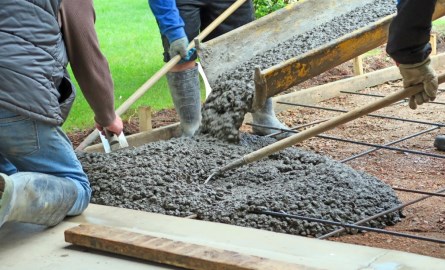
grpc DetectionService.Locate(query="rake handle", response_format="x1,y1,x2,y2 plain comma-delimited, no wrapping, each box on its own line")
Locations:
218,73,445,174
76,0,248,151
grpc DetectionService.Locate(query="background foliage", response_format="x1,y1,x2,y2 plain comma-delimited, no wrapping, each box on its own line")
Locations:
253,0,294,18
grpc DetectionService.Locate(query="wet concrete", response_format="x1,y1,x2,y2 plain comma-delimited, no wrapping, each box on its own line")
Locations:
78,134,401,237
200,0,396,142
77,0,401,238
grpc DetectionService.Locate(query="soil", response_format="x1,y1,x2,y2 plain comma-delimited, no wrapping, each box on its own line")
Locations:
68,47,445,262
278,79,445,259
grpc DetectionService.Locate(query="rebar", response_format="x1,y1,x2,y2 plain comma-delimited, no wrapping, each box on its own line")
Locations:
340,91,445,105
276,101,445,127
392,187,445,197
247,119,328,138
257,210,445,244
341,126,440,162
246,123,445,159
318,187,445,239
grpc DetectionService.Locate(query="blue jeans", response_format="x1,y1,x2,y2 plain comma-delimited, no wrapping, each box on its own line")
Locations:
0,108,91,215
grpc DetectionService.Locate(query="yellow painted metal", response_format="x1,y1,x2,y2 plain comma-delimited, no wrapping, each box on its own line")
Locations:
198,0,378,87
252,15,392,111
252,1,445,110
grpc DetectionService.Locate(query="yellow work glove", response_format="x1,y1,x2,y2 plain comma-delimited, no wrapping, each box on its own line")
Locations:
398,57,438,109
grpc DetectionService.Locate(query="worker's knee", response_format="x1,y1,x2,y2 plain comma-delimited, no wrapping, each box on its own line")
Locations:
66,179,91,216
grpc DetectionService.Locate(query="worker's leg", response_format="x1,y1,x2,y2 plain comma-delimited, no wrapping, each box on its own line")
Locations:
161,0,203,137
0,108,90,228
434,134,445,151
166,63,201,137
0,172,78,228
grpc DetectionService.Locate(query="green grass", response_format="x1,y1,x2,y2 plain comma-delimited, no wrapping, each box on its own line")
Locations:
433,17,445,33
64,0,172,132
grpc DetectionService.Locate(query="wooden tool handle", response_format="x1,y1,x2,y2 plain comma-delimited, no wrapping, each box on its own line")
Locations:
244,73,445,164
76,0,248,151
209,73,445,178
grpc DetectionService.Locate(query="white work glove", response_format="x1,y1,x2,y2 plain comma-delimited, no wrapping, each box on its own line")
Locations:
398,57,438,109
169,36,189,59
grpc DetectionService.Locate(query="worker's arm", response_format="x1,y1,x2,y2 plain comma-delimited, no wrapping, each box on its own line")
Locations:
59,0,122,133
148,0,186,43
148,0,189,58
386,0,436,64
386,0,438,109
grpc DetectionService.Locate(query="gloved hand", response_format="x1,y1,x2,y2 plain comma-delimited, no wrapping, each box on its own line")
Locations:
169,36,189,59
398,57,438,109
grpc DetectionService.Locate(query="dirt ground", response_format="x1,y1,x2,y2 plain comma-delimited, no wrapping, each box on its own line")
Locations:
276,80,445,259
69,45,445,259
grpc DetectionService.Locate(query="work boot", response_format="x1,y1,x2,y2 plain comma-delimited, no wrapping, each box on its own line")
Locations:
167,66,201,137
434,134,445,151
0,172,78,228
251,98,291,139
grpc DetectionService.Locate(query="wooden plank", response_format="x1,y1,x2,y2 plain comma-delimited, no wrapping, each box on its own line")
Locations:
65,224,310,270
84,123,181,153
430,33,437,55
353,55,364,76
270,52,445,115
271,65,399,114
138,106,152,132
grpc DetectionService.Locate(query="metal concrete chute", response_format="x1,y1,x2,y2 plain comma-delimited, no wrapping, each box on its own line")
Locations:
253,0,445,111
197,0,376,84
252,14,394,110
196,0,383,108
197,0,445,111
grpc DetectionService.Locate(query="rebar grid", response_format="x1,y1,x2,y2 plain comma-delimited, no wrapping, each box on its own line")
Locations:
256,209,445,244
244,89,445,243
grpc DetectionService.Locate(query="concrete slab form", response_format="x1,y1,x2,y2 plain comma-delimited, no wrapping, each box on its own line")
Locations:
1,204,445,270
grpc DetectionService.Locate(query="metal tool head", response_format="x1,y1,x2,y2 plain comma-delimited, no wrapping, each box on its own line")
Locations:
99,130,129,153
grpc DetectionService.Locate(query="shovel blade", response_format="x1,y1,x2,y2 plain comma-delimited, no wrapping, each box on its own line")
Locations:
100,130,129,153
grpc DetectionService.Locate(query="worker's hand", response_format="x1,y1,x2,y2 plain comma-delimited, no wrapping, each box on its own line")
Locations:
399,57,438,109
169,36,189,59
96,113,124,135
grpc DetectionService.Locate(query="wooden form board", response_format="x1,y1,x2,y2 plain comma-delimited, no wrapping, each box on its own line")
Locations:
272,52,445,115
353,55,364,76
65,224,311,270
84,123,181,153
138,106,152,132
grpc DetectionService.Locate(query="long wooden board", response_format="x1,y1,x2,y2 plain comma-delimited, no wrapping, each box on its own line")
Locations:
83,123,181,153
271,52,445,115
65,224,313,270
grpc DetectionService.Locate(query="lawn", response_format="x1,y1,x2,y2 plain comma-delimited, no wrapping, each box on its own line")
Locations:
64,0,172,132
